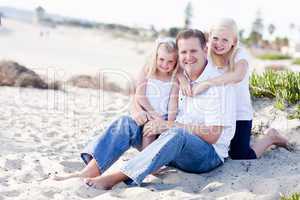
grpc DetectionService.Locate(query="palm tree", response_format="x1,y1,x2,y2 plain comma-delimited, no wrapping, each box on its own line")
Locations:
184,1,193,29
35,6,45,23
268,24,275,36
289,23,295,31
268,24,276,43
0,12,3,26
249,10,264,46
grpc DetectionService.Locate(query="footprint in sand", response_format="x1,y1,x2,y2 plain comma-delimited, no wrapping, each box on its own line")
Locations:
250,179,279,194
75,184,106,198
13,133,22,137
19,172,35,183
0,176,9,186
62,134,70,139
29,134,41,143
46,131,60,138
50,140,64,147
4,159,23,170
0,190,20,198
59,161,84,173
41,187,62,199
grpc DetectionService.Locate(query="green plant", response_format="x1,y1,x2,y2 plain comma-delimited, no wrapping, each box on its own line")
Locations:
280,193,300,200
250,70,300,110
168,27,182,38
288,105,300,119
292,58,300,65
274,100,285,110
257,53,291,60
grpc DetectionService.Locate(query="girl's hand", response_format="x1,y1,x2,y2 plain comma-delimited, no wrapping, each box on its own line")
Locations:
149,111,164,120
132,111,149,126
192,81,210,96
178,74,192,96
180,81,192,96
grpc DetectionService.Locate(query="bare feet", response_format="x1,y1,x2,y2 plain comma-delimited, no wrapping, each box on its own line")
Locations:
265,128,289,149
84,171,128,190
84,176,114,190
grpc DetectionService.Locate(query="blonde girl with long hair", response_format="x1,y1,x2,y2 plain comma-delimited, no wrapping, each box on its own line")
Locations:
131,37,179,149
51,37,178,182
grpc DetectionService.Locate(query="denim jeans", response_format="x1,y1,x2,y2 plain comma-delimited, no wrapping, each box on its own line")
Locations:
81,115,143,172
81,115,223,186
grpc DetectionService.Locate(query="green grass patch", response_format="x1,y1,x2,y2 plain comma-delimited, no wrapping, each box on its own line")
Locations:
250,70,300,111
292,58,300,65
288,105,300,119
257,53,291,60
280,193,300,200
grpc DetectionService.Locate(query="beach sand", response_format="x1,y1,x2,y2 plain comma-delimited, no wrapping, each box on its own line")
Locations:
0,86,299,200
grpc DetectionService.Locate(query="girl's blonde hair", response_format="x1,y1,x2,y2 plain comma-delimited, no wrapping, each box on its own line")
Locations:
144,37,178,81
208,18,240,71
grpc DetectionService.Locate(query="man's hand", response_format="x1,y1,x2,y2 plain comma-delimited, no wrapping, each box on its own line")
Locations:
143,119,170,136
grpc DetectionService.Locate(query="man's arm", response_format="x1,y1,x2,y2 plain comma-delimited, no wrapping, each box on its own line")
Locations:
143,119,223,144
169,121,223,144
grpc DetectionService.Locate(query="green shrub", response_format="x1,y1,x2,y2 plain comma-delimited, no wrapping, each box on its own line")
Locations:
257,53,291,60
292,58,300,65
250,70,300,110
168,27,182,38
288,105,300,119
280,193,300,200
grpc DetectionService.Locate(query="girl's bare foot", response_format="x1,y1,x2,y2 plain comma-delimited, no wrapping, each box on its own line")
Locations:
265,128,289,149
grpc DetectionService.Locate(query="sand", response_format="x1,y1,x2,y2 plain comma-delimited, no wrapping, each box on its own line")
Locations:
0,86,299,200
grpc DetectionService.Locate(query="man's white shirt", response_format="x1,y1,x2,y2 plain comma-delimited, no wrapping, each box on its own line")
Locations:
175,61,236,161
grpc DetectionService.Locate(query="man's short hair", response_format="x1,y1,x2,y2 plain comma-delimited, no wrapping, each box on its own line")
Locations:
176,29,207,49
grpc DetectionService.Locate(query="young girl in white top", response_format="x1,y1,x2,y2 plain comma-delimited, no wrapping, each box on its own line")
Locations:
131,37,178,149
52,38,178,181
178,18,288,159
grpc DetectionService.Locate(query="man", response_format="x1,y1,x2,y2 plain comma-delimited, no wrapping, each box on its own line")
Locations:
62,29,236,189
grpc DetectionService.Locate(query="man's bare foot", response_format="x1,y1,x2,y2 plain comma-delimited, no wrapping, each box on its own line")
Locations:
265,128,289,149
84,175,114,190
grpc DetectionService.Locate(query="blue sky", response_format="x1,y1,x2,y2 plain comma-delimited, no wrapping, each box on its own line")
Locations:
1,0,299,38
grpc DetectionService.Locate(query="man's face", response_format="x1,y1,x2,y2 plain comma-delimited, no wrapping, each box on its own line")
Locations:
177,37,207,78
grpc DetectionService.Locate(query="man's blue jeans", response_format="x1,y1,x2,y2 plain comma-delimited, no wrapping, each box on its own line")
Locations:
81,116,222,185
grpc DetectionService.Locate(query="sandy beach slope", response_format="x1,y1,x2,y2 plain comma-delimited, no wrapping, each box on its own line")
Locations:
0,86,299,200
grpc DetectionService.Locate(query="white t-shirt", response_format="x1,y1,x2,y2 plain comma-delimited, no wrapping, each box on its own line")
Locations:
145,78,172,116
233,47,253,120
176,61,236,161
